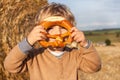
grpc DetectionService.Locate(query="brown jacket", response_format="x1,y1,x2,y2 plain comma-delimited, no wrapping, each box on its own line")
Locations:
4,44,101,80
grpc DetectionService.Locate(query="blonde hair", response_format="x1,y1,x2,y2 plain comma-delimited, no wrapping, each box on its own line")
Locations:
35,3,76,26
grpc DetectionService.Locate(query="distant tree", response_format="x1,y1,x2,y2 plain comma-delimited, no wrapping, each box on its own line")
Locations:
105,39,111,46
88,32,93,35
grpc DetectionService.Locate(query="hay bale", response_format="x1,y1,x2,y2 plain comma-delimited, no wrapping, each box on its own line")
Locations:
0,0,47,54
0,0,47,80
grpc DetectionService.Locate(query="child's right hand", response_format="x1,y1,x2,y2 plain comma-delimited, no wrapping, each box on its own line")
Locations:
27,25,47,46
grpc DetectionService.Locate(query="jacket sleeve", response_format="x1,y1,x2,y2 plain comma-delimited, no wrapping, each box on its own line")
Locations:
77,42,101,73
4,45,28,73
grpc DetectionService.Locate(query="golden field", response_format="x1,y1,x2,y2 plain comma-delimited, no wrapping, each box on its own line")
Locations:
78,43,120,80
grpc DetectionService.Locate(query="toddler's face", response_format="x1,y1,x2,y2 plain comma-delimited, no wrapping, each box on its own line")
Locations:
42,16,69,51
47,26,68,51
48,25,67,42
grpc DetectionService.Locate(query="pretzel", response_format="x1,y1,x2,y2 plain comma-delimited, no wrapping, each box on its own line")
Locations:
39,16,73,47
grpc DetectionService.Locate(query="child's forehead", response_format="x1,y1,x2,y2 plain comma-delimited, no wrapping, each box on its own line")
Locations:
43,16,66,21
47,25,68,33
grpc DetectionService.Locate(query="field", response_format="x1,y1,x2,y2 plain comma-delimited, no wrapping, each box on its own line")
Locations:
78,43,120,80
84,29,120,43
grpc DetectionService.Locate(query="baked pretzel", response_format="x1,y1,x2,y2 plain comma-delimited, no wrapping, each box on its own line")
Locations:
39,16,73,47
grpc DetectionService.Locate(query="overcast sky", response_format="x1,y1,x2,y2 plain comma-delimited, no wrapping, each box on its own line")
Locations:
48,0,120,31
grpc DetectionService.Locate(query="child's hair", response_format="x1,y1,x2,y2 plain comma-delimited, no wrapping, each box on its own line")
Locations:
35,2,76,26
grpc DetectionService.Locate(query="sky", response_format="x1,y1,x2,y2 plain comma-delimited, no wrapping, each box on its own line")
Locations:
48,0,120,31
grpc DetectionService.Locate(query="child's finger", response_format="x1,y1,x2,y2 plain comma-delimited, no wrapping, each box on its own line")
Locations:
71,30,80,38
38,33,47,40
36,28,47,34
70,27,78,32
71,31,77,38
34,26,47,34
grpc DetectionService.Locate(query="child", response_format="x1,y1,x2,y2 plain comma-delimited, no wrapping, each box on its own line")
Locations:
4,3,101,80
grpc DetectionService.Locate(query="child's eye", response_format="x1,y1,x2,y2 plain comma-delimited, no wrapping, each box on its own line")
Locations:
46,27,53,31
60,26,66,30
61,27,67,31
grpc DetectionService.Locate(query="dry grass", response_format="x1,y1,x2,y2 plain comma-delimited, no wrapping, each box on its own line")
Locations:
78,43,120,80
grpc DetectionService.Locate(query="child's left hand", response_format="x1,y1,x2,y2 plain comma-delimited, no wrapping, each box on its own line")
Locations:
70,27,87,47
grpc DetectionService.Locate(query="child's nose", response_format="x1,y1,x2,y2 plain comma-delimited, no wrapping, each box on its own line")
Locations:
54,26,61,34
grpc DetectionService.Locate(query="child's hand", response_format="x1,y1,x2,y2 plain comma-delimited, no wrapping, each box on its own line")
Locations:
71,27,87,47
27,25,47,45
